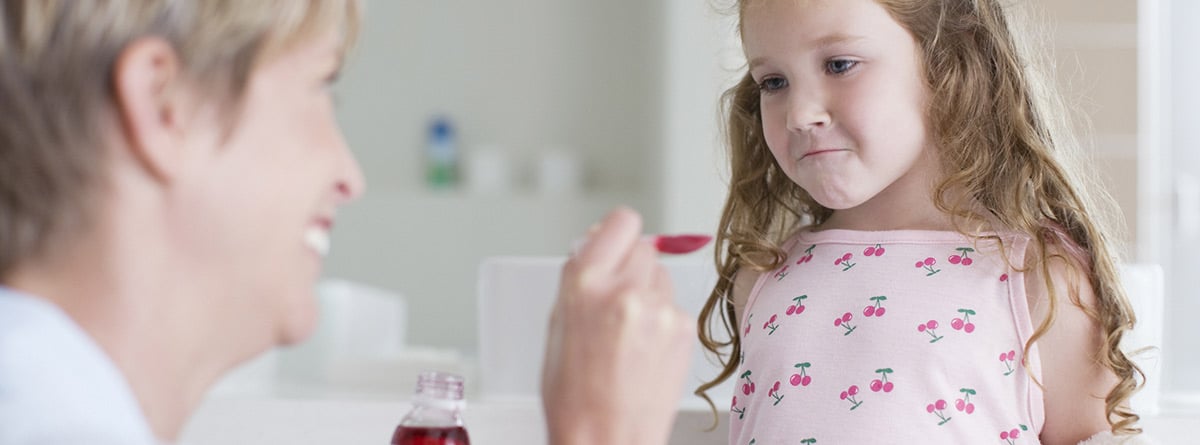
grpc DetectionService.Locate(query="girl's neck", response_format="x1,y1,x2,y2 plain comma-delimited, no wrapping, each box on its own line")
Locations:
819,206,955,232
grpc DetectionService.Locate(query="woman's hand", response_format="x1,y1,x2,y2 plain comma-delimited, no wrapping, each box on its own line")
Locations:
541,207,695,445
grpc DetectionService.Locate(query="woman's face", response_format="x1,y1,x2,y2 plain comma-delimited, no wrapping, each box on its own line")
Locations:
172,30,365,347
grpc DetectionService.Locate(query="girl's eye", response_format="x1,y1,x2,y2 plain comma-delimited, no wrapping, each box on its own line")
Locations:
758,77,788,92
826,59,858,75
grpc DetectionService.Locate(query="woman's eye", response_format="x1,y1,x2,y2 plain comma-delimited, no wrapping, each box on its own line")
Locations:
826,59,858,75
758,77,788,92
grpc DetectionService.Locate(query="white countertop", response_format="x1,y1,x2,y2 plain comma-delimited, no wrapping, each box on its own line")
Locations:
180,395,1197,445
180,396,729,445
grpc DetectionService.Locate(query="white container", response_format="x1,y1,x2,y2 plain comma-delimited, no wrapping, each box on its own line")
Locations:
464,145,514,195
535,149,583,196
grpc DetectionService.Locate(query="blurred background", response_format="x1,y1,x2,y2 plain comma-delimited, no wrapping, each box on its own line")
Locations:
199,0,1200,436
178,1,1200,442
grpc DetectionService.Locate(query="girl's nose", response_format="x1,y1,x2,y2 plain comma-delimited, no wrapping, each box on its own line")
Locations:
786,91,831,133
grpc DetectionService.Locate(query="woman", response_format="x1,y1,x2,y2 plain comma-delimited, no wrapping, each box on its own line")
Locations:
0,2,690,444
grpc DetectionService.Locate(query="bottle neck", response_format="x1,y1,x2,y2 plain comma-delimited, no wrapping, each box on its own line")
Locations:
400,371,467,428
413,393,467,412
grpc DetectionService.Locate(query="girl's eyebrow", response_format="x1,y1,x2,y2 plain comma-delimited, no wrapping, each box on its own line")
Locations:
747,33,867,72
810,32,868,49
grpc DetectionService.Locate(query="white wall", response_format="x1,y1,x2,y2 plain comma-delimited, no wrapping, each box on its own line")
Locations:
324,0,667,352
336,0,663,195
1162,0,1200,395
658,0,742,238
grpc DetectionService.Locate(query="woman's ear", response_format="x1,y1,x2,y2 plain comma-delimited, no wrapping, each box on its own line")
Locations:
110,37,189,184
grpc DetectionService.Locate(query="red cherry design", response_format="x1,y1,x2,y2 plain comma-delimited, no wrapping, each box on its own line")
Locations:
961,257,974,266
924,257,936,266
834,318,842,327
1000,273,1009,282
840,391,848,400
1001,432,1010,440
935,399,947,410
917,324,927,332
951,318,965,330
870,379,883,392
801,376,811,386
914,261,924,268
965,404,975,414
848,385,859,396
790,374,802,386
956,399,966,411
1010,429,1020,439
864,306,876,317
1007,350,1017,361
926,320,939,330
864,247,876,256
949,255,962,265
842,253,853,261
741,384,751,395
964,323,976,333
875,247,885,256
883,382,894,392
926,404,936,413
875,307,886,317
786,305,796,315
841,312,853,322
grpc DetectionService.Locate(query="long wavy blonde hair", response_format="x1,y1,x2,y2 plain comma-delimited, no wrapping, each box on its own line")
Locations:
697,0,1143,434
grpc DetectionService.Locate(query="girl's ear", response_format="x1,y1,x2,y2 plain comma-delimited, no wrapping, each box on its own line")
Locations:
110,37,190,184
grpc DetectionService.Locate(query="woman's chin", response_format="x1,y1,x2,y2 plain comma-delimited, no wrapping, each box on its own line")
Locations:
276,296,320,346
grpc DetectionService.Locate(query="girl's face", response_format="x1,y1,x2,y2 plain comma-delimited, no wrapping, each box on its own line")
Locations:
744,0,937,216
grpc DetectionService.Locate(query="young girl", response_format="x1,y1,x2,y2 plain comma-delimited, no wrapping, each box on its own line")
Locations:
696,1,1144,444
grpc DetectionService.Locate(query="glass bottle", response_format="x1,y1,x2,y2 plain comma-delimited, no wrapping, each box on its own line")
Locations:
391,371,470,445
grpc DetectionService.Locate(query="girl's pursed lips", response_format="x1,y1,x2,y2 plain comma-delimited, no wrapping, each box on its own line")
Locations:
801,148,849,159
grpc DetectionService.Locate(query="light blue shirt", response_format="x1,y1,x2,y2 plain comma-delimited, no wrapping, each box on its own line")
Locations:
0,287,158,444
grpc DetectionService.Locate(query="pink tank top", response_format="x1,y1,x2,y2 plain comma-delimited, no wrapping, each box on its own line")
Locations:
730,229,1044,444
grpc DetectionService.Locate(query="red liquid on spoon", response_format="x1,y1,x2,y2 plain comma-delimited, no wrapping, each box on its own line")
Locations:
391,426,470,445
653,234,713,254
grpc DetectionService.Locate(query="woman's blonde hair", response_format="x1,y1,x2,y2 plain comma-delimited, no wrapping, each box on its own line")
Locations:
697,0,1143,434
0,0,360,279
